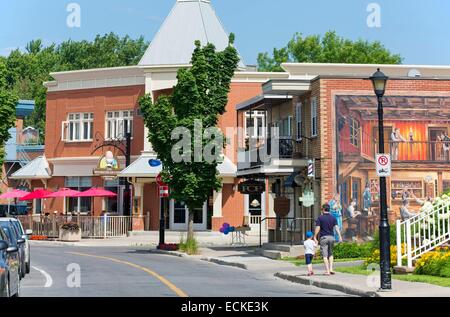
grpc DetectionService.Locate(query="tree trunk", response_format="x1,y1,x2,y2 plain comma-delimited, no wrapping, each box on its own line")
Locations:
187,210,194,241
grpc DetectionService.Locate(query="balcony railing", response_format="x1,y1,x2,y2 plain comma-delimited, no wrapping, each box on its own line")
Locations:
374,141,450,162
238,137,299,169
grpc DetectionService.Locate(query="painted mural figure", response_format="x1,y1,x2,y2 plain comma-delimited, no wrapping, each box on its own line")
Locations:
390,128,406,160
400,199,417,221
363,183,372,213
443,132,450,161
328,193,343,242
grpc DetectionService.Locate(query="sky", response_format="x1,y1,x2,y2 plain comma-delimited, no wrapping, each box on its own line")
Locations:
1,0,450,66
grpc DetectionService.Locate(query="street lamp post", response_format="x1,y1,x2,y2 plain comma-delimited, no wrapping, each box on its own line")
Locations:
370,68,392,290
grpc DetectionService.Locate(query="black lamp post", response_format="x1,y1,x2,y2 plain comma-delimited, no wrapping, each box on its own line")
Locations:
370,68,392,290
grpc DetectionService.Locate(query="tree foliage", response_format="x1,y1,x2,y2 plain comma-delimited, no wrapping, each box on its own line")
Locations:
257,31,402,72
0,60,19,168
3,33,148,138
140,35,240,238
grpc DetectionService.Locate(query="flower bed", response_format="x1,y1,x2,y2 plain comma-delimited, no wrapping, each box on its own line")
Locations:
157,243,179,251
30,235,48,241
414,247,450,277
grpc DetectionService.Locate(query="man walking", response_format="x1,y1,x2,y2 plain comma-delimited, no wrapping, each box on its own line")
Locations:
314,204,343,275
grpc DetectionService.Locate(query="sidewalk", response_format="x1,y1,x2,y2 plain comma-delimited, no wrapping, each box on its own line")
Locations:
151,247,450,297
29,230,264,248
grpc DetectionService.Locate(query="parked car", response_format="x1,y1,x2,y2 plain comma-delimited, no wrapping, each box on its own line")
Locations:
0,227,21,297
0,205,28,217
0,219,26,279
10,219,31,274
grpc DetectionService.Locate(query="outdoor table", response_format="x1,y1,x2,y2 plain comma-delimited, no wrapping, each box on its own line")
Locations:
231,226,250,246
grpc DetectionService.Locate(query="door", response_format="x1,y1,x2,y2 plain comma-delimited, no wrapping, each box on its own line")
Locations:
170,200,207,231
429,128,448,161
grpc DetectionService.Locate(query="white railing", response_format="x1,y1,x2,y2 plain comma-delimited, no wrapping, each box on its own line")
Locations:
396,200,450,268
17,215,134,239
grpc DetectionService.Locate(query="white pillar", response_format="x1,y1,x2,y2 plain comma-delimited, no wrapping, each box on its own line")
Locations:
213,189,222,218
144,73,154,153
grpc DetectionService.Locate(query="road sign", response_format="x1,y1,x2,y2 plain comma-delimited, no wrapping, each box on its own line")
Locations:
156,173,166,187
159,185,169,198
376,154,391,177
307,160,315,178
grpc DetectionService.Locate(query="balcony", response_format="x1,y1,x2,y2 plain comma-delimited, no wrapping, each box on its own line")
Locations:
374,141,449,163
5,128,44,163
237,137,307,175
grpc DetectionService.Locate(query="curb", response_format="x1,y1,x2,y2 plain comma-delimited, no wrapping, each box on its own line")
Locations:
147,249,187,258
274,272,380,297
200,257,248,270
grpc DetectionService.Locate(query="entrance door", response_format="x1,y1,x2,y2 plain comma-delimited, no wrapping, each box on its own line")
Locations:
170,200,207,231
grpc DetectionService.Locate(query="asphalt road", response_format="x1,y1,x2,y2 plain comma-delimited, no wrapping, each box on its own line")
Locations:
21,245,350,297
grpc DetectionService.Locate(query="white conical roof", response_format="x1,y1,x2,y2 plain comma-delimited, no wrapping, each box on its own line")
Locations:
139,0,245,68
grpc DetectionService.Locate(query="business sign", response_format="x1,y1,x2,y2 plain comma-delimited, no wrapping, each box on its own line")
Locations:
299,189,315,207
93,151,121,177
376,153,391,177
238,180,265,194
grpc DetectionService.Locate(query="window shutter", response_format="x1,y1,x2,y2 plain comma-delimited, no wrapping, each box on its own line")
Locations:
61,121,69,142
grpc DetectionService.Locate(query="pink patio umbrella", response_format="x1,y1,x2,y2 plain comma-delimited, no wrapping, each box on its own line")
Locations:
74,188,117,215
45,188,81,215
19,189,53,201
0,189,29,215
19,189,53,214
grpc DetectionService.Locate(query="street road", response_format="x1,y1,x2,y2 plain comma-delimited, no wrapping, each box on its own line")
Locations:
21,245,350,297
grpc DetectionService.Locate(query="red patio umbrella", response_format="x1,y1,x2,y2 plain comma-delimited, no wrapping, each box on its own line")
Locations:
20,189,53,201
74,188,117,198
45,188,81,215
0,189,29,214
74,188,117,215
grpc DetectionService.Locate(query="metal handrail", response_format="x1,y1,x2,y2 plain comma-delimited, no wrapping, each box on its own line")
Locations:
289,217,315,246
259,216,295,247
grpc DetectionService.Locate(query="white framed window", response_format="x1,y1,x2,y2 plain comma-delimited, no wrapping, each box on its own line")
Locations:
280,116,292,138
311,98,318,137
349,117,361,147
244,111,266,139
62,113,94,142
296,102,303,141
106,110,134,140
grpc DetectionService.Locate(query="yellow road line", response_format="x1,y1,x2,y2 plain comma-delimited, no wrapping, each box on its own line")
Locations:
67,252,188,297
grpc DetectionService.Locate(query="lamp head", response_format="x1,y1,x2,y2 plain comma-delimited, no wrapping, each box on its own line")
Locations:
370,68,388,98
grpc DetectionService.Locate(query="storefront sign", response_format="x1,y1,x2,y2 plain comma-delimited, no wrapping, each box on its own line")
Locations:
93,151,122,177
238,180,265,194
274,197,290,217
299,190,315,207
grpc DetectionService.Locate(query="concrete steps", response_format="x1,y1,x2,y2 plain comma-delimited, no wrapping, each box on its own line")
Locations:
259,243,305,260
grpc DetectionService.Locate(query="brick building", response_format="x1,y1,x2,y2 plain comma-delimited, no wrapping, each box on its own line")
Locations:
237,63,450,238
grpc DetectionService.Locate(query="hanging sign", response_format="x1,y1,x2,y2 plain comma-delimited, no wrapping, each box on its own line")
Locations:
299,190,315,208
376,154,391,177
93,150,121,177
238,180,265,194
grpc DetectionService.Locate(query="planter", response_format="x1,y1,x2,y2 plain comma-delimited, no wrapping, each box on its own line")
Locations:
59,229,82,242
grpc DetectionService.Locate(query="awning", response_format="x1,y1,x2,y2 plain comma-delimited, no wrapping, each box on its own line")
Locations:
10,156,51,180
119,154,237,178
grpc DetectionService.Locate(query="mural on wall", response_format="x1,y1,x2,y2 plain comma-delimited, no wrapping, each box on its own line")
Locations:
335,95,450,239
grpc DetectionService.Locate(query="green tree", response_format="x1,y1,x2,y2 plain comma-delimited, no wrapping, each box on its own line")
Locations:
4,33,148,138
257,31,402,72
140,35,240,240
0,60,19,168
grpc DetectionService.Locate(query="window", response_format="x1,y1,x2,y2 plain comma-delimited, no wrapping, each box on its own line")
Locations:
65,177,92,213
296,102,303,141
280,116,292,137
311,98,318,137
106,110,134,140
62,113,94,142
105,179,120,214
244,111,266,139
349,118,361,147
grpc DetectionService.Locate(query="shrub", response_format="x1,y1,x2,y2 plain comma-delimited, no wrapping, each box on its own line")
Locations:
415,248,450,277
365,244,404,268
60,222,80,232
371,226,399,252
333,242,372,259
179,235,199,255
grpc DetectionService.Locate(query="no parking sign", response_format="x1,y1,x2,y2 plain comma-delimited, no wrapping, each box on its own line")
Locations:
376,154,391,177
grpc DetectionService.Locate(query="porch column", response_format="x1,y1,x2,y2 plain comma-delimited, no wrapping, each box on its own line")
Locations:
131,182,144,231
212,189,223,231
